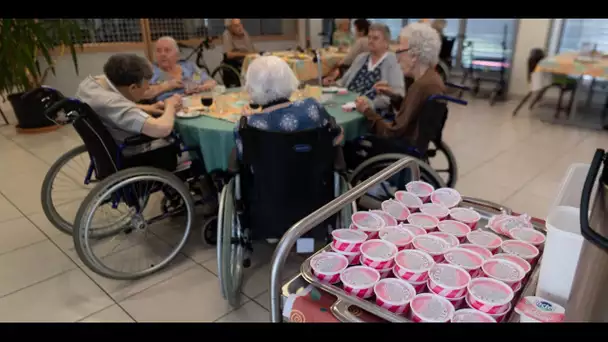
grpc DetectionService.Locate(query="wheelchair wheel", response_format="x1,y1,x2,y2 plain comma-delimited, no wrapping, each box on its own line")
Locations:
201,215,217,245
217,177,247,306
73,167,194,280
211,64,242,88
424,141,458,188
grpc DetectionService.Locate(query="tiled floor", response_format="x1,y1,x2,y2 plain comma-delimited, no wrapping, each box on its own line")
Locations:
0,96,605,322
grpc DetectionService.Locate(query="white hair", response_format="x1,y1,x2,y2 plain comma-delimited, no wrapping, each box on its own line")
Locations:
156,36,179,52
245,56,299,105
399,22,441,67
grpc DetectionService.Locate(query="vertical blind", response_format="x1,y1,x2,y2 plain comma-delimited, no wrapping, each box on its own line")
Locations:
559,19,608,53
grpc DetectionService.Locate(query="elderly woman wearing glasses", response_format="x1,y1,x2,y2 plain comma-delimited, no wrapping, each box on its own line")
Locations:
354,22,445,141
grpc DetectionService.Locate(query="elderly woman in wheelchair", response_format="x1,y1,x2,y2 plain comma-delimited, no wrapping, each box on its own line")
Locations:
347,22,465,201
37,53,223,280
213,55,352,305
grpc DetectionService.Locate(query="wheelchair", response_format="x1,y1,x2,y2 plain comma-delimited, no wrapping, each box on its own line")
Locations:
214,117,355,306
346,94,466,209
176,38,243,88
32,87,226,280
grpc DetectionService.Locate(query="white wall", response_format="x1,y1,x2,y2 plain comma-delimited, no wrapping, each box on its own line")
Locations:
309,19,323,49
508,19,552,96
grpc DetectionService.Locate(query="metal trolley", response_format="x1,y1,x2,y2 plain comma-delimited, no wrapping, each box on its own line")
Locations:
268,157,545,322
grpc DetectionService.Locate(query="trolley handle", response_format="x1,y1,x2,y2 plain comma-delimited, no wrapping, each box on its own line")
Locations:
269,157,424,322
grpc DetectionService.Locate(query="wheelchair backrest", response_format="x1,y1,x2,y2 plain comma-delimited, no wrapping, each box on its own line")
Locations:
238,116,339,237
415,99,448,154
527,48,545,82
439,37,456,61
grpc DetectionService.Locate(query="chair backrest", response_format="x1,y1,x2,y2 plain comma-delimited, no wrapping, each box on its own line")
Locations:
238,116,340,239
527,48,546,82
439,36,456,61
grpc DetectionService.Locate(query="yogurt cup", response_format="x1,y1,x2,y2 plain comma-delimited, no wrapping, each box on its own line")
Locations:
451,308,496,323
509,228,546,250
381,199,411,222
444,247,484,278
449,207,482,230
464,295,510,322
420,203,450,221
360,239,398,270
412,234,450,263
489,214,533,236
491,253,531,275
374,278,416,315
379,226,414,250
500,240,540,264
370,210,399,227
395,190,423,212
409,293,455,323
406,278,428,293
437,220,471,242
377,266,394,279
407,213,440,232
459,243,493,261
351,211,385,239
310,252,349,284
331,229,367,253
340,266,380,299
430,188,462,208
428,232,460,249
330,244,361,265
466,277,514,314
515,296,565,323
427,263,471,299
481,258,525,290
405,181,435,203
393,249,435,282
400,224,427,237
466,231,503,254
446,293,466,310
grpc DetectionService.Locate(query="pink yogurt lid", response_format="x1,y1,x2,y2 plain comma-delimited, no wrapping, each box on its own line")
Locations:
310,252,349,274
515,296,565,323
429,263,471,289
482,259,525,283
360,239,398,261
421,203,450,218
509,228,546,246
400,224,427,237
491,253,531,274
468,277,514,306
381,200,411,221
467,231,503,250
407,213,440,230
395,190,423,209
405,181,435,197
379,226,413,247
451,309,496,323
374,278,416,306
352,212,385,232
331,229,368,244
444,247,484,270
492,215,533,236
412,235,450,256
395,249,435,272
501,240,539,260
428,232,459,248
370,210,398,227
438,220,472,237
430,188,462,208
410,293,455,322
459,244,493,260
449,207,481,223
340,266,380,289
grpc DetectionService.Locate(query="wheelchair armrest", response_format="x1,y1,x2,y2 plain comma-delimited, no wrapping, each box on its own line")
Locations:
123,135,157,146
428,94,468,106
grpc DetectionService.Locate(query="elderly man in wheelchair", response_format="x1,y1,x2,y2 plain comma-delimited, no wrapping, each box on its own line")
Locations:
346,22,465,206
33,53,223,281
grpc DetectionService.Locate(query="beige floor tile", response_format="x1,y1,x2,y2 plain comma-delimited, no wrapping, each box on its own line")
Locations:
0,240,76,297
504,190,553,220
80,304,134,322
0,269,113,322
0,194,22,224
120,265,244,322
456,174,518,205
216,300,270,322
0,217,48,255
253,291,270,310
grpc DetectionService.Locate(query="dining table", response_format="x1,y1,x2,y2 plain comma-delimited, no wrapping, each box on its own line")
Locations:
175,87,366,172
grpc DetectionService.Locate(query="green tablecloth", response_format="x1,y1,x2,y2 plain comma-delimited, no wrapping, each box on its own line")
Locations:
175,91,367,172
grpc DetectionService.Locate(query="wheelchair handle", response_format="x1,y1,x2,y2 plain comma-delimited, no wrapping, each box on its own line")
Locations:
428,94,468,106
269,157,424,322
445,82,471,92
21,86,64,102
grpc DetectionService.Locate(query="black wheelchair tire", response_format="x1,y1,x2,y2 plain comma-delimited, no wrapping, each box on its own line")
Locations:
201,215,217,246
426,141,459,188
211,64,242,88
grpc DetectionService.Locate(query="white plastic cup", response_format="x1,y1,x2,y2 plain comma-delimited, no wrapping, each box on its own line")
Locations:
395,190,424,212
340,266,380,299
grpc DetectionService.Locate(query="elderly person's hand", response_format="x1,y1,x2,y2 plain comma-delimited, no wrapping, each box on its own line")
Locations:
165,94,183,112
373,81,398,97
322,76,336,86
198,79,217,92
355,96,372,113
166,78,184,91
333,126,345,146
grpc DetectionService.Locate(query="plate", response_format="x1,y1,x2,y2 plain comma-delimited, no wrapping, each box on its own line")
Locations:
176,110,202,119
322,86,339,93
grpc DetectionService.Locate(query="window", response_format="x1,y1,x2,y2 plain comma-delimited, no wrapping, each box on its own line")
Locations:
369,19,406,41
44,19,144,44
205,19,296,38
462,19,517,66
148,19,206,41
558,19,608,53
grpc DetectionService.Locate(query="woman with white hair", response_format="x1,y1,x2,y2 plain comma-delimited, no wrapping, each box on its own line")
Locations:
145,36,216,102
354,22,445,141
332,19,354,48
233,56,343,158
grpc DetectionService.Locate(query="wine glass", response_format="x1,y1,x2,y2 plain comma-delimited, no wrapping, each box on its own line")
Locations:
201,95,214,111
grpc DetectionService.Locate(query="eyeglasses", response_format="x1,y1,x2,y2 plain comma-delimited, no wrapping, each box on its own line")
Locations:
395,48,410,55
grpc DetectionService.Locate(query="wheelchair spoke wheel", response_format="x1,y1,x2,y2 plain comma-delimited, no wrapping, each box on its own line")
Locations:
424,141,458,188
211,64,242,89
73,167,194,280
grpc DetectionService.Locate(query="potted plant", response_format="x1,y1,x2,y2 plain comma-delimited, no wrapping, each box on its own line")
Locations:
0,19,86,133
